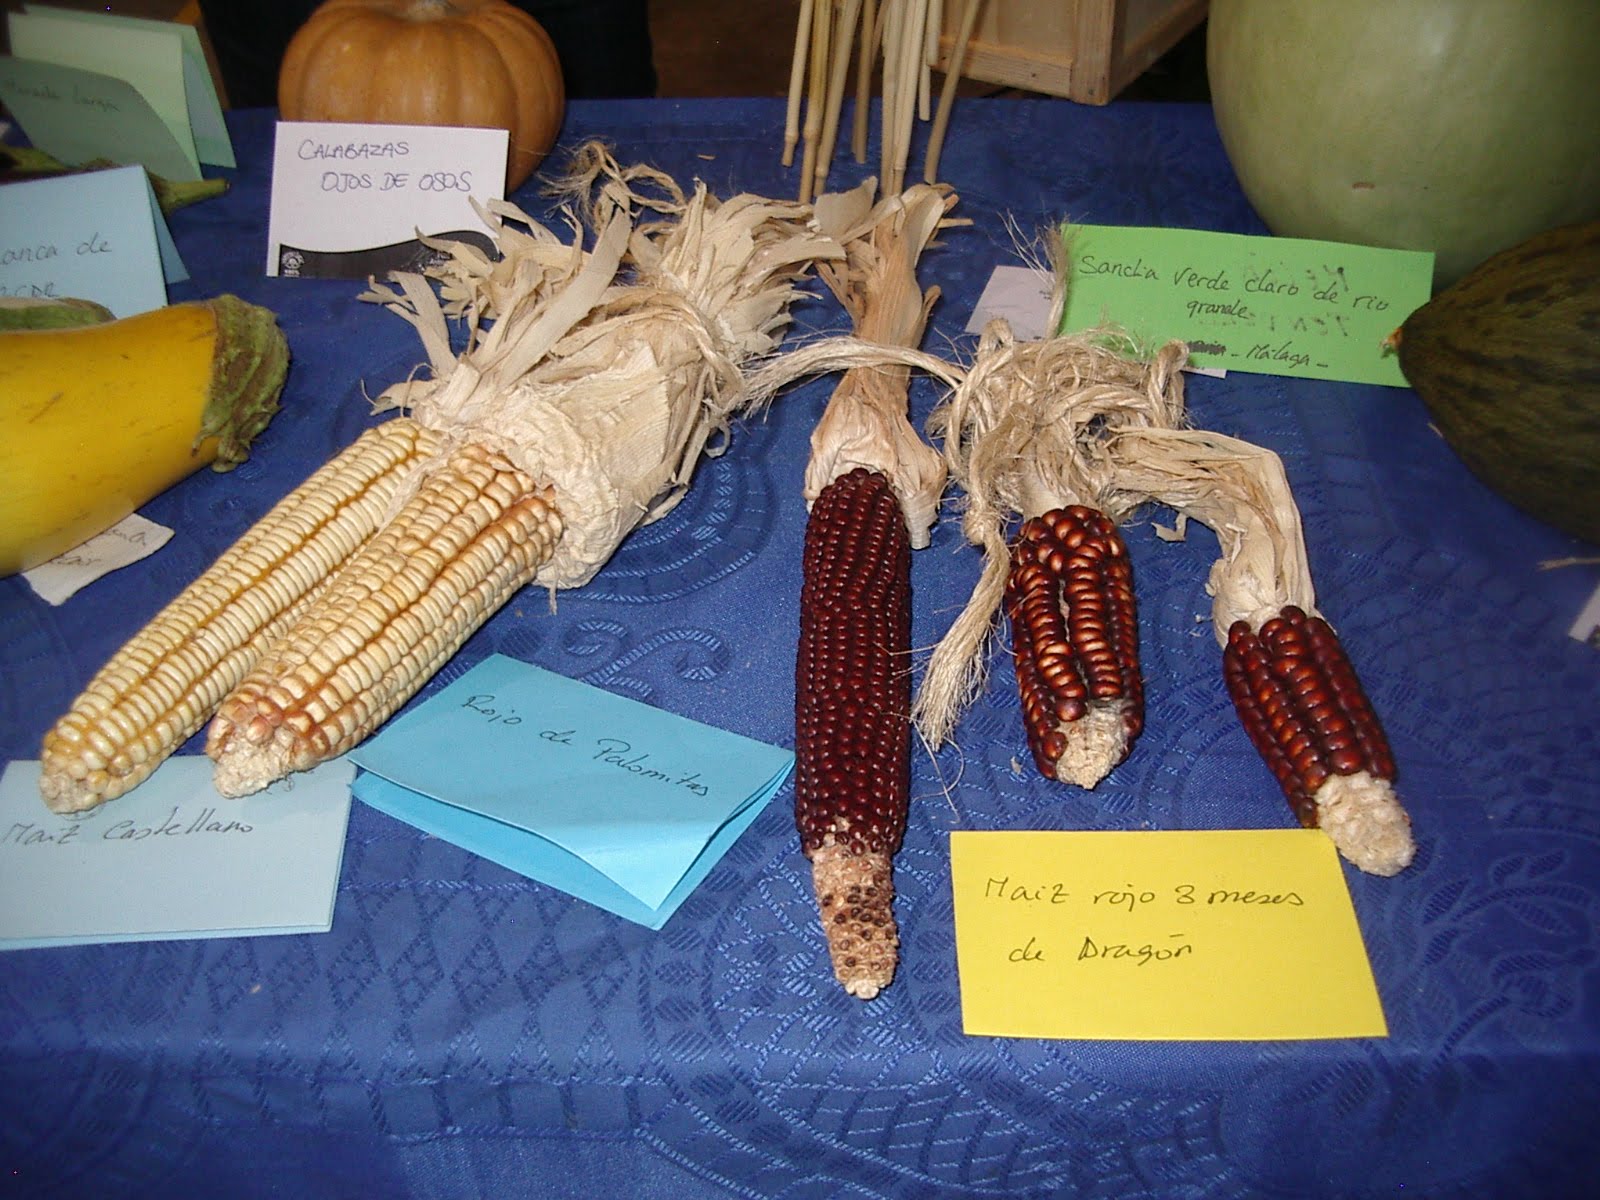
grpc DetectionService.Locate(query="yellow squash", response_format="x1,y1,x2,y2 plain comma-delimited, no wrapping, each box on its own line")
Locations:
0,295,288,577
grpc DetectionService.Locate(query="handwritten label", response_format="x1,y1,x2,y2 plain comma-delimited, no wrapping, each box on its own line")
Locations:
0,228,110,293
0,166,184,315
965,264,1227,377
7,4,233,170
1059,223,1434,386
23,513,173,605
5,805,253,847
951,829,1388,1040
0,758,352,950
460,691,714,796
267,120,507,278
348,655,794,927
0,46,197,183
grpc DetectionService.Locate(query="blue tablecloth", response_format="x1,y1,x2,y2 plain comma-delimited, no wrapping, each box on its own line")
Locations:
3,100,1598,1200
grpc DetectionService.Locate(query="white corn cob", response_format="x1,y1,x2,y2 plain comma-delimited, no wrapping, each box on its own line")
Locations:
207,441,562,797
39,419,440,813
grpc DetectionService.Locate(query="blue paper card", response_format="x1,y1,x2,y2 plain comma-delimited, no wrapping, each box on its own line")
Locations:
0,165,187,315
349,655,794,929
0,757,353,951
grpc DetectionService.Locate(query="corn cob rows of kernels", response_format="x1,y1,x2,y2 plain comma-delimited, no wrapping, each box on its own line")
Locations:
1004,505,1143,788
794,466,912,999
38,418,440,813
1223,604,1397,821
208,441,563,798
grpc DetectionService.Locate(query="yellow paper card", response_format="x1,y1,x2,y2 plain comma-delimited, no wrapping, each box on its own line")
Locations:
950,829,1388,1041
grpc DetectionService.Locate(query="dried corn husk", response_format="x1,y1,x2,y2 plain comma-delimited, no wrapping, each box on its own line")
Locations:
802,181,958,541
1094,426,1315,644
911,313,1189,751
363,143,875,589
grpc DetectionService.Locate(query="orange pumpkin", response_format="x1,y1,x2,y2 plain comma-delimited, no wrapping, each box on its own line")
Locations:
278,0,565,191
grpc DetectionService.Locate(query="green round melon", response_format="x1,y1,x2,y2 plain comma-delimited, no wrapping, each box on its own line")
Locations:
1207,0,1600,288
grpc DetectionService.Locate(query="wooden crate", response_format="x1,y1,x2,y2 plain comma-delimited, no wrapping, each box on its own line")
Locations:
932,0,1209,105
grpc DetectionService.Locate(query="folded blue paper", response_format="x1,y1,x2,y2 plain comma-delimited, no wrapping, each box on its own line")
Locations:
348,655,793,929
0,757,352,951
0,165,187,316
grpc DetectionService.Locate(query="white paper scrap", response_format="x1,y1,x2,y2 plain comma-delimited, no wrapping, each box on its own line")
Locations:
23,513,173,605
1568,579,1600,648
966,264,1225,375
966,264,1055,341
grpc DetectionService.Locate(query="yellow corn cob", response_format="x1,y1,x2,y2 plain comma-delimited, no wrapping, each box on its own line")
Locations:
39,418,439,813
207,441,563,797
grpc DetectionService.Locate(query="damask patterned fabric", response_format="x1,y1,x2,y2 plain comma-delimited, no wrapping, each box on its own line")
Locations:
2,101,1597,1199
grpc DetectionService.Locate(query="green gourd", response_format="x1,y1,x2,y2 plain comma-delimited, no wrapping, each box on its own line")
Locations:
0,297,114,331
1392,221,1600,544
1208,0,1600,288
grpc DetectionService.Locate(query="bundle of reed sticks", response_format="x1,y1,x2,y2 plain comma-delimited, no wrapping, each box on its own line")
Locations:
783,0,987,200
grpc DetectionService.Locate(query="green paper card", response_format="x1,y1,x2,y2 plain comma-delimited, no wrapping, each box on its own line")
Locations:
1058,223,1434,385
14,4,233,169
4,4,236,179
0,56,197,183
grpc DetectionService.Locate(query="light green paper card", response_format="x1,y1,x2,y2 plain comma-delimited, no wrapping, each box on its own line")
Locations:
1059,223,1435,386
0,57,197,186
19,3,234,168
7,9,199,177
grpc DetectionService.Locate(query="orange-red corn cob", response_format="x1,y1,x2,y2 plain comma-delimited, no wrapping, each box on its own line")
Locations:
1004,505,1143,788
1223,604,1414,875
794,467,911,999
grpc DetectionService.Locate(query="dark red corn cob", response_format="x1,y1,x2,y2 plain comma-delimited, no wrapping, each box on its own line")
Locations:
1004,505,1143,788
1223,604,1414,875
795,467,912,999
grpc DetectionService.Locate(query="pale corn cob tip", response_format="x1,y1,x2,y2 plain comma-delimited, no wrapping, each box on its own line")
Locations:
810,842,899,1000
1223,605,1415,876
1006,506,1143,789
1314,772,1415,877
1050,707,1130,790
207,444,563,797
37,419,437,814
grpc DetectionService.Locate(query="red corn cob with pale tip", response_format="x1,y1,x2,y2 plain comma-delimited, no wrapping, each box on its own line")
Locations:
1005,505,1143,787
782,183,954,997
1223,604,1413,876
794,466,912,999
